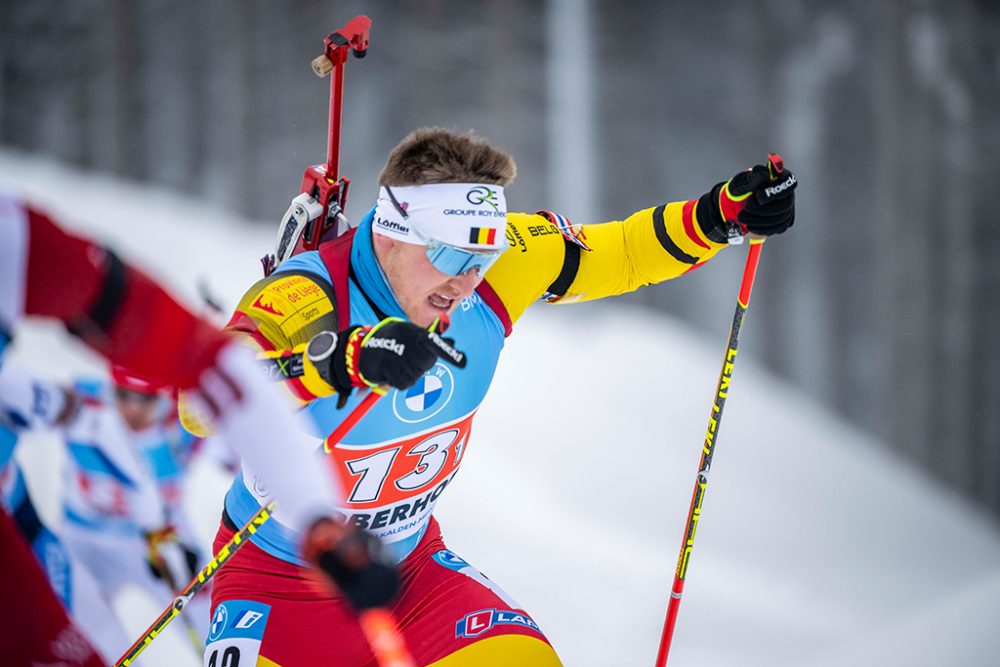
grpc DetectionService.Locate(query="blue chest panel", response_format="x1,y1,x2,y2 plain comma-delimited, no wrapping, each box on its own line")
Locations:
302,277,505,443
0,458,28,511
226,240,507,564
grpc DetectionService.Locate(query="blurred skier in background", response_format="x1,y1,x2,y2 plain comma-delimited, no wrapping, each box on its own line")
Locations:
0,193,399,666
0,362,132,664
58,364,234,647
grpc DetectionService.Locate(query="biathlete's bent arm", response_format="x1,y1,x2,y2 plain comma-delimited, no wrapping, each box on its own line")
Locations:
221,269,345,405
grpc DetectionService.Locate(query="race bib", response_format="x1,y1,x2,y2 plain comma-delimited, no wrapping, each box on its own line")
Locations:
330,412,474,545
204,600,271,667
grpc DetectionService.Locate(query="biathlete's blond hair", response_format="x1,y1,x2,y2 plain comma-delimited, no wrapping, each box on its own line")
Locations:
378,127,517,187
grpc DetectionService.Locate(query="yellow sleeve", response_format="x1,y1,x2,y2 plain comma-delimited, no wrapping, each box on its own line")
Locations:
179,271,343,437
484,200,728,324
226,271,343,404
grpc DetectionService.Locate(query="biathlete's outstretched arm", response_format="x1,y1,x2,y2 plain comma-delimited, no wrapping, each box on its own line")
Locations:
483,160,797,323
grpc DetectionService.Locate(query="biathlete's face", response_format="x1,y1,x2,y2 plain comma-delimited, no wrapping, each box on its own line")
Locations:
114,388,163,432
373,234,482,328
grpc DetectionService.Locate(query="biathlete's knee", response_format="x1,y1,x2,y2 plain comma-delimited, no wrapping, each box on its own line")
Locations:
428,635,563,667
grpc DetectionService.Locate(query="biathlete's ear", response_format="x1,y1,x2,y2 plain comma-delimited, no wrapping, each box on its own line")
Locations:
371,232,396,252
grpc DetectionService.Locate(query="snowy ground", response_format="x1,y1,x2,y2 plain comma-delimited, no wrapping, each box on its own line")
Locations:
3,150,1000,667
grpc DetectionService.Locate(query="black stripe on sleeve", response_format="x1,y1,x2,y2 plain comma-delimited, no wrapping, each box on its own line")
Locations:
545,241,581,300
68,248,128,339
651,205,698,265
534,210,583,302
88,249,127,331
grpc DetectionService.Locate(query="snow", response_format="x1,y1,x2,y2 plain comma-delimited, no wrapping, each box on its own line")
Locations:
3,149,999,666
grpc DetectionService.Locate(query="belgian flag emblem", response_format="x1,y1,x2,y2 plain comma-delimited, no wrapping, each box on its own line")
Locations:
469,227,497,245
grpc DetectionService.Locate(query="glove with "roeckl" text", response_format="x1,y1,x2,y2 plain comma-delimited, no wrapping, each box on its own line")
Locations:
697,157,798,243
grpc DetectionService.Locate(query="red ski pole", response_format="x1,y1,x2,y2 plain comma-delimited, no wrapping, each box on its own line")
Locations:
653,155,784,666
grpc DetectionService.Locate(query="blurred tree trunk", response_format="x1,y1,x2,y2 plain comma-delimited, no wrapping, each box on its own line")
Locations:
110,0,140,178
963,1,1000,511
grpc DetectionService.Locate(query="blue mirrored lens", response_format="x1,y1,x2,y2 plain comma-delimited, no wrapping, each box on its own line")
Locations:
425,244,501,277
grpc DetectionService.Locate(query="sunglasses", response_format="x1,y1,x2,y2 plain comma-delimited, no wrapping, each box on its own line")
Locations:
115,388,161,405
384,187,506,277
420,235,504,277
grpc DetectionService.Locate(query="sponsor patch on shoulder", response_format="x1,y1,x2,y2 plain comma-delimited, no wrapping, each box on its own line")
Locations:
249,274,333,327
204,600,271,667
432,549,471,572
455,608,542,639
536,209,591,251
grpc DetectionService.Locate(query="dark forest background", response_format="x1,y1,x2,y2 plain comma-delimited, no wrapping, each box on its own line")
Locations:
2,0,998,517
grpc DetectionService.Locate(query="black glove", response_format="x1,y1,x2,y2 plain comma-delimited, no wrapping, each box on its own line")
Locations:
697,158,797,243
307,318,467,404
144,525,190,589
302,517,400,610
180,542,201,579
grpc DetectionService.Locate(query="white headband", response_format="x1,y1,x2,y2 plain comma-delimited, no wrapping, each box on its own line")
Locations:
372,183,508,251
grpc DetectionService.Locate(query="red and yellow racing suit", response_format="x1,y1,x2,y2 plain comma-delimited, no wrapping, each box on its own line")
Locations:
204,200,726,667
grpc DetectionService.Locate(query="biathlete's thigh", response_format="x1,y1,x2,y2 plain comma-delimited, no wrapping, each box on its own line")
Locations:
207,519,373,667
389,518,562,666
207,517,561,667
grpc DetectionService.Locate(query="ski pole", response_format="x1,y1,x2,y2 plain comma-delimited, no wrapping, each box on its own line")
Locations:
115,389,386,667
653,156,784,667
144,532,215,655
115,506,277,666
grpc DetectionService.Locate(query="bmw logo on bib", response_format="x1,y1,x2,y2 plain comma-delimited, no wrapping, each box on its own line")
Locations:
393,362,454,423
208,604,228,641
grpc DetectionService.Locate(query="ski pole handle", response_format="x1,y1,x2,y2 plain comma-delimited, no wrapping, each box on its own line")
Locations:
746,153,784,244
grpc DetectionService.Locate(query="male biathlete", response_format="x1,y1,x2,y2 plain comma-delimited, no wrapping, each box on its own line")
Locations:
205,127,797,666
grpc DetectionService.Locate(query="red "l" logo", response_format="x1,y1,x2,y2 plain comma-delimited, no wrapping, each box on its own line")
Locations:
461,611,494,638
